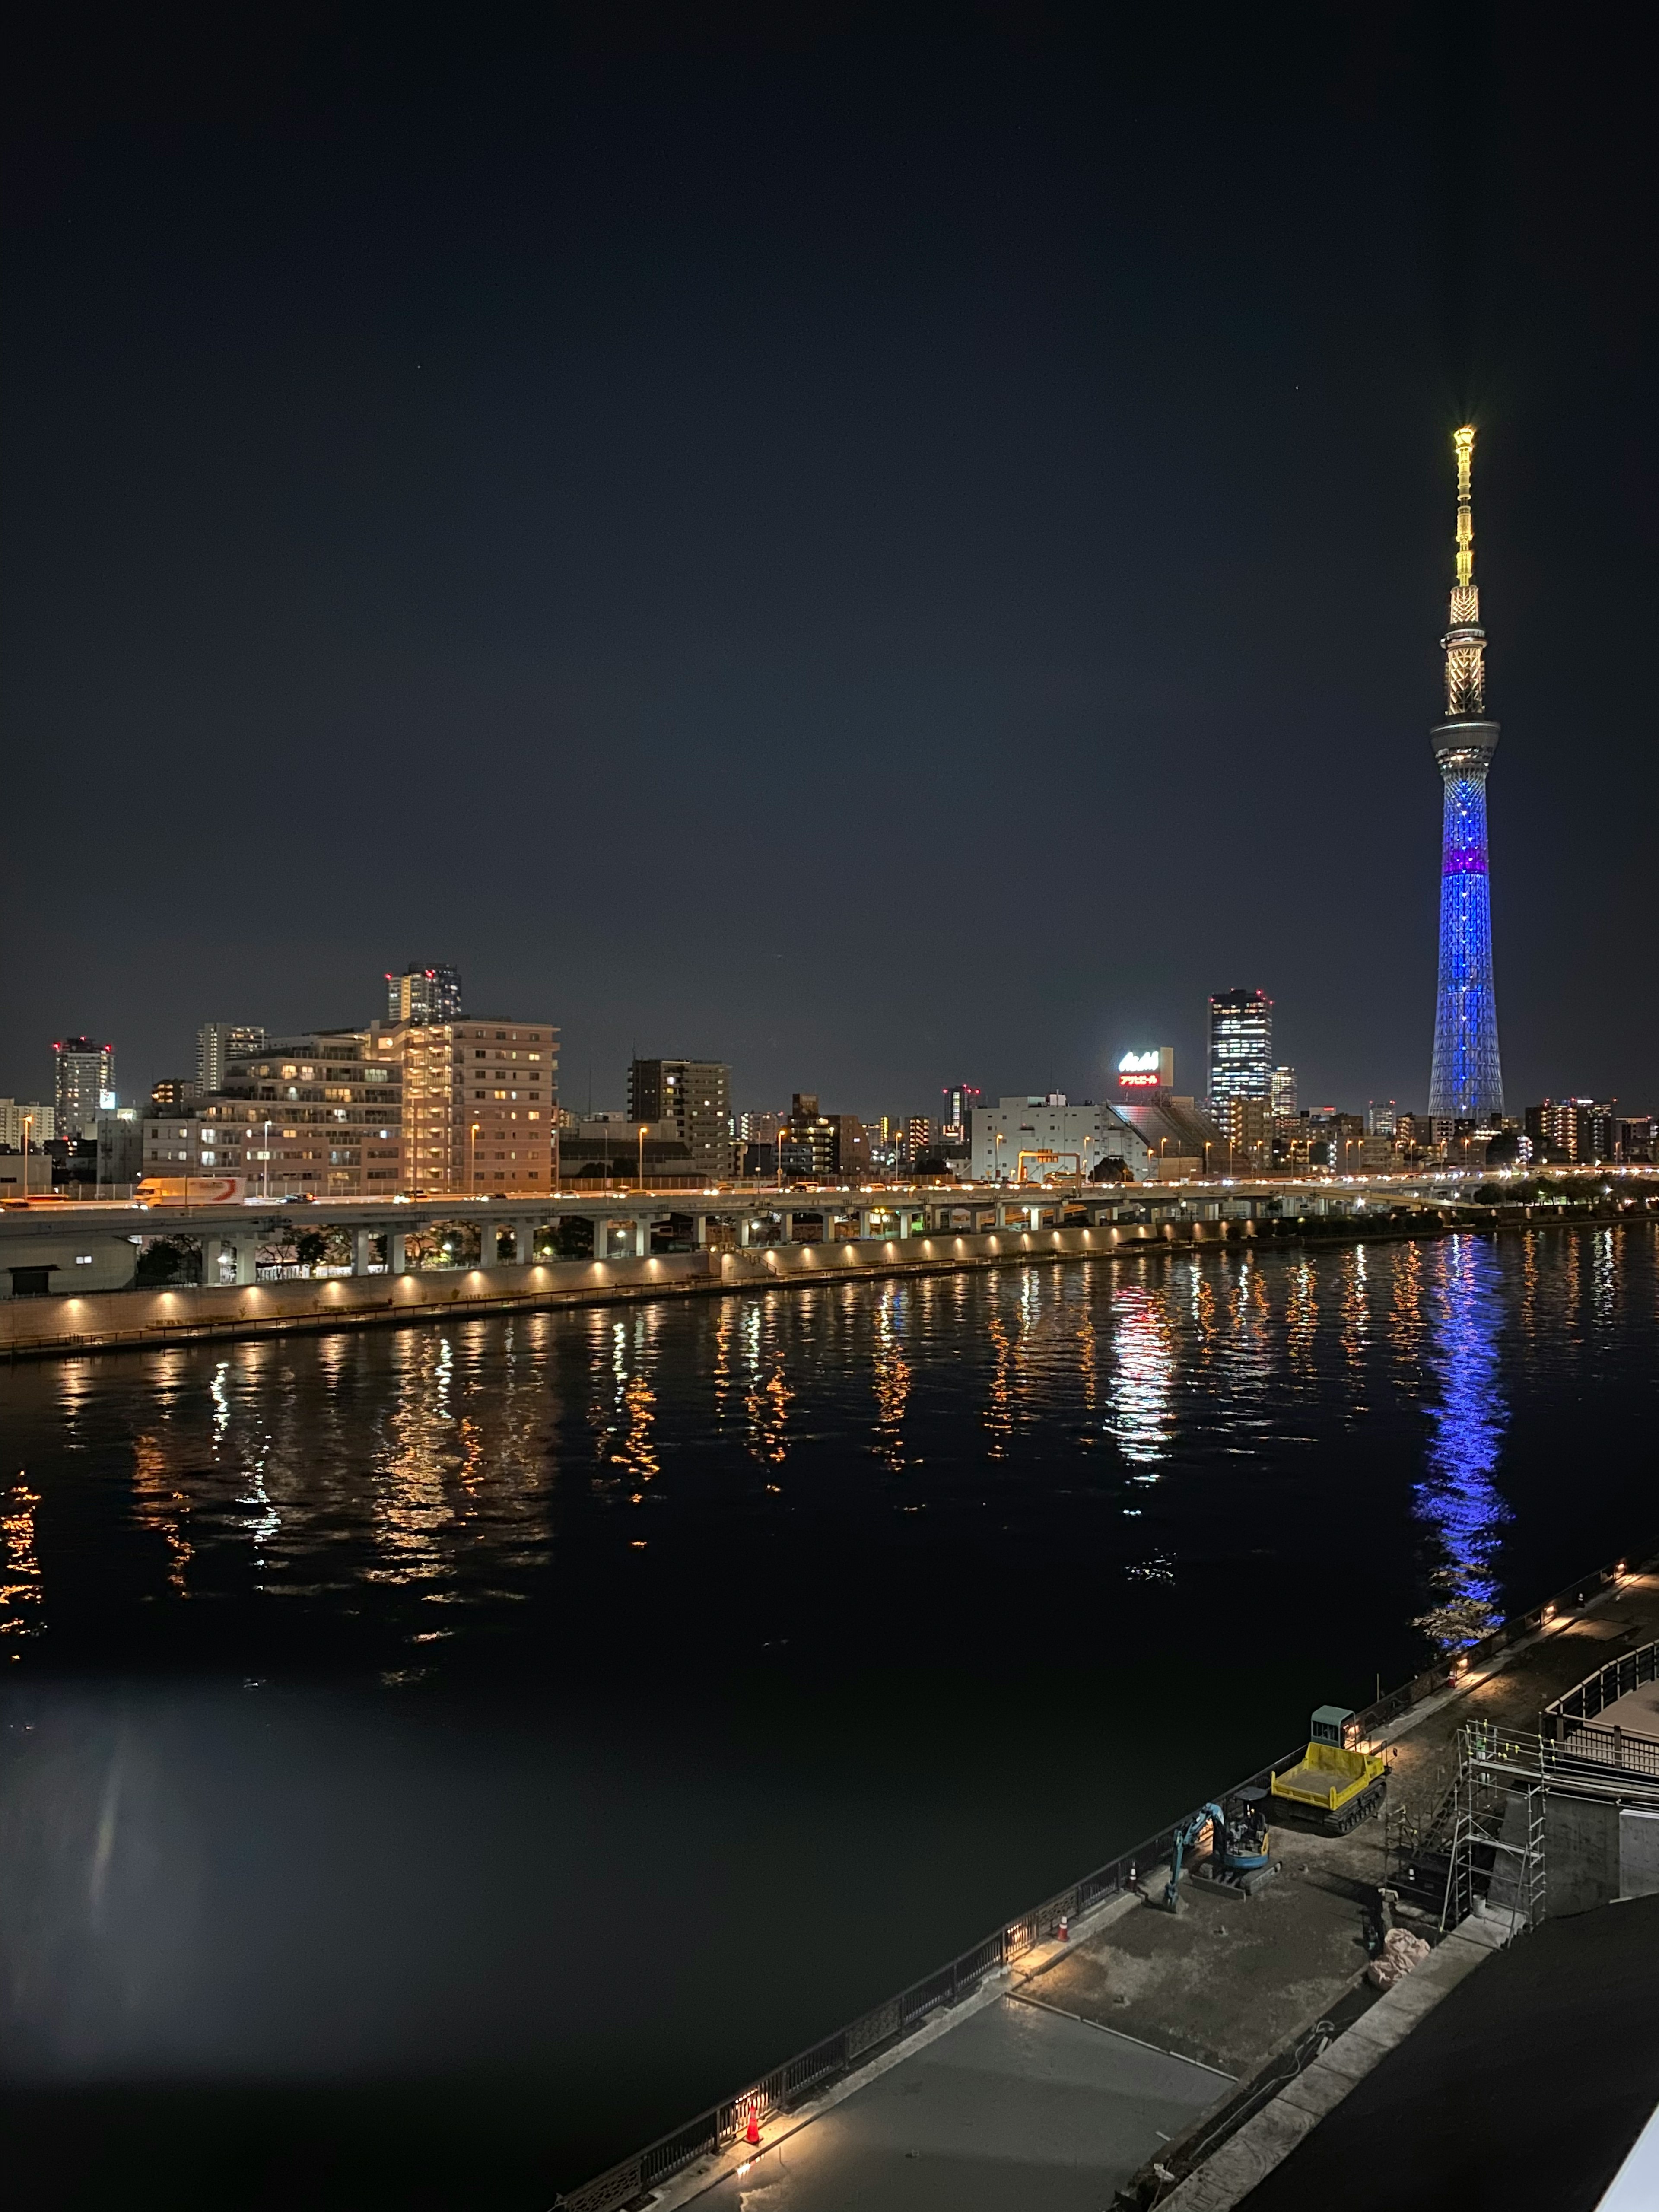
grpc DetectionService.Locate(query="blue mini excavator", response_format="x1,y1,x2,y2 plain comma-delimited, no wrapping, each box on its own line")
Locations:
1162,1791,1276,1912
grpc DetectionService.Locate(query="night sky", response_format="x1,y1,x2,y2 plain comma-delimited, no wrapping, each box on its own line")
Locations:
4,6,1655,1122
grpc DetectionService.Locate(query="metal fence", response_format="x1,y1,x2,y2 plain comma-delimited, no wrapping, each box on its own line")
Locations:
552,1535,1659,2211
551,1755,1301,2212
1345,1545,1658,1745
1543,1635,1659,1776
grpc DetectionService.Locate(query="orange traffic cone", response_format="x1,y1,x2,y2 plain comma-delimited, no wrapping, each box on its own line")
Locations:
745,2110,761,2148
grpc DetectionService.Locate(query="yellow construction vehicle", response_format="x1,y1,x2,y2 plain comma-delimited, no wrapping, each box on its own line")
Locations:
1270,1707,1388,1835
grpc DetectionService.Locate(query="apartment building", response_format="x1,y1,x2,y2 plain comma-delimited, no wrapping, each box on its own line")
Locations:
400,1019,558,1194
151,1028,405,1195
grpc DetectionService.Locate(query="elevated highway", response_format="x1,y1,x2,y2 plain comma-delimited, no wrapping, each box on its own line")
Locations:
0,1169,1651,1360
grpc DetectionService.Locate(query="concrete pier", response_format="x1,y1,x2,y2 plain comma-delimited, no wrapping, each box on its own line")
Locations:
558,1561,1659,2212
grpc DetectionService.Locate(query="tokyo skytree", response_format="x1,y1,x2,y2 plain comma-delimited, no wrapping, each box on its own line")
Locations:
1427,425,1504,1121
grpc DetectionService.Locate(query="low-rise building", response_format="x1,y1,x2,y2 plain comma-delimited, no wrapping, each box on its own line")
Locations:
557,1114,698,1188
1111,1094,1221,1179
971,1096,1151,1183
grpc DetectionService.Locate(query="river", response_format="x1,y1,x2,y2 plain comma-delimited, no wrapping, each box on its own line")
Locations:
3,1225,1656,2205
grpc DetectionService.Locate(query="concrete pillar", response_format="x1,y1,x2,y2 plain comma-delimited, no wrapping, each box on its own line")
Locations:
693,1213,709,1246
388,1229,407,1274
738,1217,752,1248
632,1217,648,1258
232,1236,258,1287
352,1226,373,1277
781,1212,795,1243
200,1236,223,1287
479,1219,500,1267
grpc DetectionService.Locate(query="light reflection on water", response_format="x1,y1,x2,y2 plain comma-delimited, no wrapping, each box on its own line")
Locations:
1415,1235,1508,1644
0,1228,1653,1681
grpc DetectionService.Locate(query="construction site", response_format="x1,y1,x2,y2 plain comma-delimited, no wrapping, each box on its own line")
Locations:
558,1552,1659,2212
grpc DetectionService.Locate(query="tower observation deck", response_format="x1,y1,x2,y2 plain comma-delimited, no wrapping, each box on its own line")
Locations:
1427,425,1504,1121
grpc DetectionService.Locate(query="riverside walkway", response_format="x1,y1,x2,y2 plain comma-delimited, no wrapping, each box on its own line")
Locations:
558,1556,1659,2212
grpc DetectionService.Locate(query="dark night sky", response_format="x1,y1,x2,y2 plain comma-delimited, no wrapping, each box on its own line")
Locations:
3,5,1655,1121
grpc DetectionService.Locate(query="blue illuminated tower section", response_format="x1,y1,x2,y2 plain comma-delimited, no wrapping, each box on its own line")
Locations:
1427,426,1504,1121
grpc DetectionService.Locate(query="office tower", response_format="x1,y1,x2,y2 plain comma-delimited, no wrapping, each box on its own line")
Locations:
1367,1100,1398,1137
53,1037,114,1139
399,1018,557,1194
1428,426,1505,1119
197,1023,266,1093
1271,1066,1297,1120
1208,989,1273,1119
386,964,464,1025
628,1059,732,1179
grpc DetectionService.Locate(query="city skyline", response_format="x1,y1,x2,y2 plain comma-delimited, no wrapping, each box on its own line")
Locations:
4,14,1655,1123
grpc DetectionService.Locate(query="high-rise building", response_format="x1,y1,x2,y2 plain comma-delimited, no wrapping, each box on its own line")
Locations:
197,1023,266,1093
940,1085,980,1141
1524,1099,1617,1166
1428,426,1504,1120
1615,1116,1655,1163
628,1059,732,1179
386,964,464,1025
1367,1100,1398,1137
1271,1066,1297,1121
53,1037,114,1139
399,1018,558,1194
1208,990,1273,1120
150,1077,200,1110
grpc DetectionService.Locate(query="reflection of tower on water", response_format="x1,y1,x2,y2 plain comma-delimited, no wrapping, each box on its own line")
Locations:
1415,1236,1508,1647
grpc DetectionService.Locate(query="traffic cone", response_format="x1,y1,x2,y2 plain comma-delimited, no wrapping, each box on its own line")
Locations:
745,2110,761,2148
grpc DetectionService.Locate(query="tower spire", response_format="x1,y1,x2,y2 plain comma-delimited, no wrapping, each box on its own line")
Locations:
1443,425,1485,717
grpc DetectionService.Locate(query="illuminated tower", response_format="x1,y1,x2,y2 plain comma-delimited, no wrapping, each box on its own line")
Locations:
1427,426,1504,1121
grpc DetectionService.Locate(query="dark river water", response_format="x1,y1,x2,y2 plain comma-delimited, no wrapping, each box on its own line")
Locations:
3,1226,1656,2207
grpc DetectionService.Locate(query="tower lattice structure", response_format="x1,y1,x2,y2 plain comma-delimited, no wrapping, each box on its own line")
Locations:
1427,425,1504,1122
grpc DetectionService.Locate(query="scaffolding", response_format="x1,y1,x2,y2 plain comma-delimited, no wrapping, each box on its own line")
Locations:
1433,1719,1659,1936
